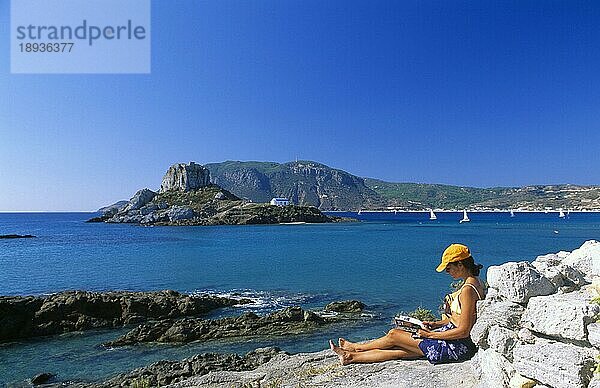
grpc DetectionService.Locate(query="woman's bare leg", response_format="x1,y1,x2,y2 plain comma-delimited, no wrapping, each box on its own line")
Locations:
349,349,423,363
330,340,423,365
340,329,423,354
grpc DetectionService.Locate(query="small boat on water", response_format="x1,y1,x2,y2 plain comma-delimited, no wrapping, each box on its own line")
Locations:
559,209,565,218
460,210,470,223
357,209,362,215
510,210,515,217
429,209,437,220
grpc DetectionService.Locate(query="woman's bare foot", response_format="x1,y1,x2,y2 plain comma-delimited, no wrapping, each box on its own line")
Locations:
338,337,358,352
329,339,353,365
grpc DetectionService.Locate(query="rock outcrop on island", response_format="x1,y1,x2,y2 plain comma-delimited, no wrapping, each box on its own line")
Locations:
90,162,340,226
159,162,211,192
104,306,335,347
0,290,249,343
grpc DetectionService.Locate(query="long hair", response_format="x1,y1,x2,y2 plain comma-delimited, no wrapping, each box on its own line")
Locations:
458,256,483,276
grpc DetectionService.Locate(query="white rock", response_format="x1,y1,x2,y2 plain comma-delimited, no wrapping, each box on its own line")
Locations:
588,322,600,349
168,206,195,221
159,162,211,192
487,326,518,360
487,262,556,303
589,375,600,388
508,373,537,388
560,264,589,287
473,348,514,388
512,337,596,388
563,240,600,281
591,277,600,297
532,253,562,272
536,263,588,290
484,287,501,301
520,290,600,342
517,328,536,344
471,299,525,347
170,349,478,388
557,250,571,259
122,188,157,212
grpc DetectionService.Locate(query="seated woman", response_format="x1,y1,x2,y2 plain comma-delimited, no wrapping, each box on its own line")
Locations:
330,243,485,365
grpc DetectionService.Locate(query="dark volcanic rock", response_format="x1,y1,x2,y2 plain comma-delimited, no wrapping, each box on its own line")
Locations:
0,290,249,343
31,372,55,385
0,234,36,239
105,306,331,346
85,215,111,223
93,347,284,388
324,300,366,313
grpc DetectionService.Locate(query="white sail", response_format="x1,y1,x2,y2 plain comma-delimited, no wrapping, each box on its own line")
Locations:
460,210,470,223
429,210,437,220
559,209,565,218
510,210,515,217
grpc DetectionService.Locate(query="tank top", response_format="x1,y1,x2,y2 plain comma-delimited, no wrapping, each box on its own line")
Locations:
444,282,484,325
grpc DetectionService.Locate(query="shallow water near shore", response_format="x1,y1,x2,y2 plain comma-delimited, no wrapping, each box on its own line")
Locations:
0,211,599,385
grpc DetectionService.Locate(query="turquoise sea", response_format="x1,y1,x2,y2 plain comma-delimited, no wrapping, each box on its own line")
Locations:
1,211,599,386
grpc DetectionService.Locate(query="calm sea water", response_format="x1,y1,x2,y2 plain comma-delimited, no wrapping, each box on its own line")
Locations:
0,211,599,385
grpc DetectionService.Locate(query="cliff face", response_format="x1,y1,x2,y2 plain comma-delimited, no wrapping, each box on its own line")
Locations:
159,162,211,193
206,161,385,211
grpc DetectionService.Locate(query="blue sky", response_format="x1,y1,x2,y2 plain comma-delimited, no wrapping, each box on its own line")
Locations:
1,0,599,211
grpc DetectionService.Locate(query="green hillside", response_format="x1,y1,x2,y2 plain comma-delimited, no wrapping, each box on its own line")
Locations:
206,161,600,211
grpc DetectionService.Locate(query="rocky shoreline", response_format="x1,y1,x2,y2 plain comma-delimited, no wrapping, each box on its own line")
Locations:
6,241,600,387
123,241,600,387
0,290,249,343
104,306,334,347
156,240,600,388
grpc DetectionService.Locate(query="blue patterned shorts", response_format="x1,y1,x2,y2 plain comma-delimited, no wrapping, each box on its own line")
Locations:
417,322,477,364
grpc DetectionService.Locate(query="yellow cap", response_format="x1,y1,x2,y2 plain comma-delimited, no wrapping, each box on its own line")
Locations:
436,244,471,272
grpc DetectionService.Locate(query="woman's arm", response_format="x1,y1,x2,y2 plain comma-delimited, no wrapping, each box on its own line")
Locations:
422,317,450,330
419,287,477,340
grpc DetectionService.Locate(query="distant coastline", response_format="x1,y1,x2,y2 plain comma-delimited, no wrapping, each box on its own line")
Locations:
325,209,600,213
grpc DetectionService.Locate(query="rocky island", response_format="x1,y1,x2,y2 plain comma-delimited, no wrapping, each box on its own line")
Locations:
88,162,342,226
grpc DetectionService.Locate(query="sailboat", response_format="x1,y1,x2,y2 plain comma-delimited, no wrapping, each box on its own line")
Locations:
510,209,515,217
357,209,362,215
460,210,470,223
559,209,565,218
429,209,437,220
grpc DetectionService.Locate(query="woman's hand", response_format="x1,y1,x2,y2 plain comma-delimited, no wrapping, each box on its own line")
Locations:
417,328,432,338
422,321,440,330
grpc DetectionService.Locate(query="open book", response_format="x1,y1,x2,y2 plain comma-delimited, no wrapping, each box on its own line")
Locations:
393,315,426,333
